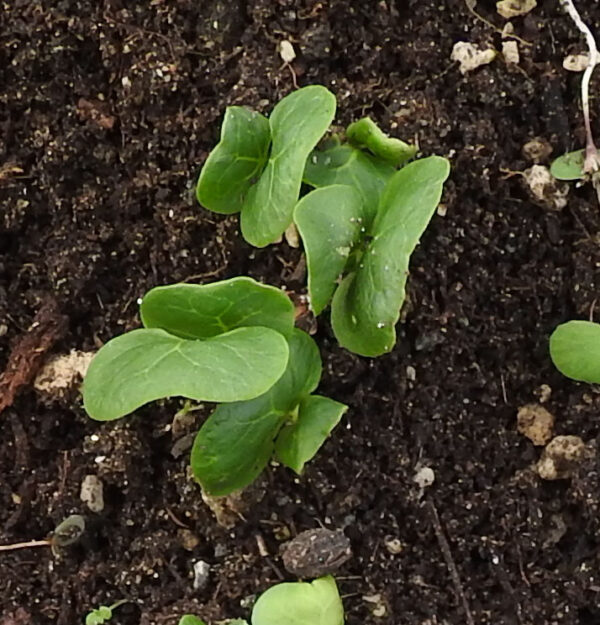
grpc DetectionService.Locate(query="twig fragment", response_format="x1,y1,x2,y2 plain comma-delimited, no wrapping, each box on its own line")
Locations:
0,298,68,416
427,498,475,625
0,539,51,552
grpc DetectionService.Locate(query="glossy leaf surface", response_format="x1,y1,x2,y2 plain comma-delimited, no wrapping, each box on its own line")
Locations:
83,327,289,421
294,185,364,315
191,329,321,495
346,117,416,166
331,156,450,356
196,107,270,214
241,86,336,247
141,277,294,339
275,395,347,474
303,144,395,225
550,149,585,181
550,320,600,383
251,576,344,625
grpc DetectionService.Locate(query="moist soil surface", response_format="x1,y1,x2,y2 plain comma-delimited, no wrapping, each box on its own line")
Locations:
1,1,600,624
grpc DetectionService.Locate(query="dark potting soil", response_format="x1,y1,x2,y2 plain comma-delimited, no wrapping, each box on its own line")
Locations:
1,1,600,624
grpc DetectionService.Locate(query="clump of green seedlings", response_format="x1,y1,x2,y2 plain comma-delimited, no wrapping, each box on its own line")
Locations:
83,84,449,494
550,320,600,383
551,0,600,201
178,575,344,625
197,85,450,356
83,277,346,496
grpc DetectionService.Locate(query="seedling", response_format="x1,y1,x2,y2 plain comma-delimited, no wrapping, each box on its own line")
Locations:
83,277,294,421
83,277,345,496
297,154,450,357
197,85,336,247
550,320,600,383
551,1,600,200
85,600,128,625
196,87,449,356
0,514,85,556
192,327,346,495
175,576,344,625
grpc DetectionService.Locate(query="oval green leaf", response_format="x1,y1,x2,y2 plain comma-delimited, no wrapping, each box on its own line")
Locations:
331,156,450,356
550,320,600,383
294,185,364,315
346,117,416,166
141,277,295,339
241,86,336,247
251,576,344,625
275,395,347,474
550,149,585,181
178,617,207,625
83,327,289,421
303,144,395,225
196,106,271,214
191,329,321,495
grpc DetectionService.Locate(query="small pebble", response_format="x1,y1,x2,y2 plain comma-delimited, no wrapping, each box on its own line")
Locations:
413,466,435,489
80,475,104,513
451,42,496,74
496,0,537,19
502,40,520,64
522,165,569,211
192,560,210,590
522,137,553,164
537,435,586,480
384,536,403,555
178,529,200,551
279,40,296,64
517,403,554,446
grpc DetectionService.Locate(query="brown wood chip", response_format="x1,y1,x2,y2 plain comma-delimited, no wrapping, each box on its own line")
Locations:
0,298,68,415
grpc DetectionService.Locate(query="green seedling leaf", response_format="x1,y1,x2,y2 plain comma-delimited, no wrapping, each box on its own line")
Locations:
251,576,344,625
241,86,336,247
294,185,364,315
331,156,450,356
550,320,600,383
85,607,112,625
303,144,395,225
346,117,416,166
550,149,585,181
191,402,285,496
83,327,289,421
178,617,207,625
226,621,249,625
191,329,321,495
275,395,347,474
85,601,128,625
141,277,295,339
196,107,270,214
